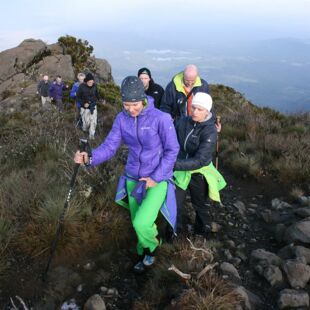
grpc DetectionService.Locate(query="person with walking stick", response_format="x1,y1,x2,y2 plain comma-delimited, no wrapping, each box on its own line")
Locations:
74,76,179,273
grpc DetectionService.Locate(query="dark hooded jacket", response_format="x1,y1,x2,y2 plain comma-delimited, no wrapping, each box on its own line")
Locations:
174,115,217,171
76,83,100,111
145,79,164,109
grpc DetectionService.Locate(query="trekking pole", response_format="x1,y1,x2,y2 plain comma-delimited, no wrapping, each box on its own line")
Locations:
215,116,221,170
42,138,90,282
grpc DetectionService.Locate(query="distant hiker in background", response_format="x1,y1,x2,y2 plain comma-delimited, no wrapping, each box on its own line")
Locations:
173,92,226,236
74,76,179,274
70,72,86,129
76,73,100,140
49,75,69,110
37,74,51,107
137,67,164,109
160,64,221,131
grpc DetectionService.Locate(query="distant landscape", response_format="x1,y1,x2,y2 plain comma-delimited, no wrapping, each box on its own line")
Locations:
95,37,310,113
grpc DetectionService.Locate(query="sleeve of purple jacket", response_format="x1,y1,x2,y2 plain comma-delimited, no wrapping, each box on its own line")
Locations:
91,113,123,166
150,113,180,183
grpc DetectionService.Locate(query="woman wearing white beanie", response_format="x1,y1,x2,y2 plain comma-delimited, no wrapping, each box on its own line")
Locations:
172,92,226,236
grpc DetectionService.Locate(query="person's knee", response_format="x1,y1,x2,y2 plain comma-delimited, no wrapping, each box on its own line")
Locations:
133,218,149,234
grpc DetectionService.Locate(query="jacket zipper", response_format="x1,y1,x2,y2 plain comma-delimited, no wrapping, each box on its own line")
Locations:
135,116,143,177
184,123,196,158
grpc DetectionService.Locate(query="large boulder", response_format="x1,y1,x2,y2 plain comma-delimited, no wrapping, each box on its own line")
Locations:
47,43,64,56
294,245,310,263
36,55,75,81
282,258,310,289
87,56,113,83
0,73,28,99
84,294,106,310
285,220,310,244
278,289,309,309
251,249,282,266
0,39,47,82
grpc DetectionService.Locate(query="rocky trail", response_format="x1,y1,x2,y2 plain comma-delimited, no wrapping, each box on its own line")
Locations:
1,165,310,310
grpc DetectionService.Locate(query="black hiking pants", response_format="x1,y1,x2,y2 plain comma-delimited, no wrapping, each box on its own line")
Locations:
176,173,209,234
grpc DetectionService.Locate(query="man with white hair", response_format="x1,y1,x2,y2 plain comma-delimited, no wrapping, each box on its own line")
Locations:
160,65,211,121
37,74,51,107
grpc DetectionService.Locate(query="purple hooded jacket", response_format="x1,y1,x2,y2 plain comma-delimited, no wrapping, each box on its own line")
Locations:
49,81,67,100
91,97,179,183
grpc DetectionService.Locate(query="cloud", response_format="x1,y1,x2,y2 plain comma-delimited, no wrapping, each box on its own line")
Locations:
152,56,202,62
145,49,191,55
152,57,172,62
223,74,258,84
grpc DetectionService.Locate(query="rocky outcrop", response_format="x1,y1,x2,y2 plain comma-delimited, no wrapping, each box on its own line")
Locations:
87,57,113,83
285,219,310,243
0,39,47,83
84,294,106,310
278,289,309,309
0,37,113,111
35,55,75,81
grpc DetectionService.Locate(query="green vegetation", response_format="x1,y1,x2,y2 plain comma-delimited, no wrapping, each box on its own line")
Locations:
58,35,94,75
211,84,310,187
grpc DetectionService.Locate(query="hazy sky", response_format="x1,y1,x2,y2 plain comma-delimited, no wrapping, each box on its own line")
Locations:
1,0,310,51
1,0,310,112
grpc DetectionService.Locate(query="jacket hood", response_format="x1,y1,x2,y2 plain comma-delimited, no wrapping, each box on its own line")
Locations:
173,72,202,95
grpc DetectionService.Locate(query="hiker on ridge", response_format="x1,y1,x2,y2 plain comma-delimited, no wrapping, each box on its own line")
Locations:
173,92,226,236
76,73,100,140
137,67,164,109
74,76,179,273
70,72,86,129
37,74,51,107
160,64,220,132
49,75,69,110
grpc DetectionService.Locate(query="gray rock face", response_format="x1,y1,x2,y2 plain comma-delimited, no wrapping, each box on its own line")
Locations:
285,220,310,244
87,57,113,83
298,196,310,206
233,200,247,218
84,294,106,310
0,39,47,82
0,38,114,114
47,43,64,55
278,289,309,309
251,249,282,266
278,244,295,260
282,258,310,289
233,286,263,310
294,245,310,263
211,222,222,232
36,55,75,81
0,73,28,99
263,265,283,286
271,198,292,210
220,262,240,279
294,207,310,218
232,286,251,310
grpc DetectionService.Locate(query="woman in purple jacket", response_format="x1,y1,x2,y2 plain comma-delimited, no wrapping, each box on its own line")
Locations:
75,76,179,273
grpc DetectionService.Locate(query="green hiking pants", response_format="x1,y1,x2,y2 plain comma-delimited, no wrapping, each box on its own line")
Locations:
126,179,167,255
